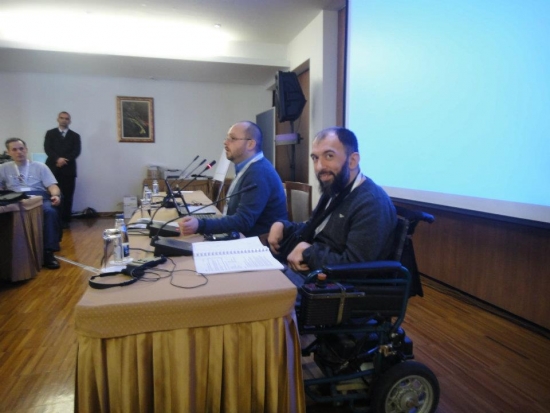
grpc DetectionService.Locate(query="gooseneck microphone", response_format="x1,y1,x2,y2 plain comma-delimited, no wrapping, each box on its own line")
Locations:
150,183,258,257
178,155,200,179
146,185,182,237
166,159,206,200
173,159,207,193
177,160,216,194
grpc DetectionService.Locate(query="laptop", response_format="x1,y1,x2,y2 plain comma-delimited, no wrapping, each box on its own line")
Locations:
165,179,218,218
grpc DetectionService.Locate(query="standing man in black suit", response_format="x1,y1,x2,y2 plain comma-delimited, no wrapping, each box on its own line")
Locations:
44,111,81,229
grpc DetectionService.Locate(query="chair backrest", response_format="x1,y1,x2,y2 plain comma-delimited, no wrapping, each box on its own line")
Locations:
284,181,312,223
394,205,435,297
388,215,410,262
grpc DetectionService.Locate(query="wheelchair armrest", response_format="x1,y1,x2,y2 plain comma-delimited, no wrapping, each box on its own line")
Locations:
322,260,404,278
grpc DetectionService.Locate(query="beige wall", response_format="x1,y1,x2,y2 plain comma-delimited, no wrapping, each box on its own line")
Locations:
0,72,271,212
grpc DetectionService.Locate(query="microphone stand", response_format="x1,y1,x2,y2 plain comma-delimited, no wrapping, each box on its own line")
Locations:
171,159,207,196
146,189,181,237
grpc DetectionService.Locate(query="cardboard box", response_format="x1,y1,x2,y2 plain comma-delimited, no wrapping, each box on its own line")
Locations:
147,165,161,179
164,169,183,179
123,195,138,219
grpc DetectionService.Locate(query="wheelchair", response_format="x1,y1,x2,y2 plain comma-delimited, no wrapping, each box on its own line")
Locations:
297,205,439,412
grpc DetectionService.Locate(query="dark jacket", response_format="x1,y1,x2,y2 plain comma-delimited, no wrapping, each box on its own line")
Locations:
282,177,397,270
44,128,81,177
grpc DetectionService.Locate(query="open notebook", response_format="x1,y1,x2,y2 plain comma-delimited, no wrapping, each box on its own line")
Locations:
193,237,283,274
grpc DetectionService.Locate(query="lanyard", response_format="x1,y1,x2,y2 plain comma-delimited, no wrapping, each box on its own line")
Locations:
14,160,29,183
223,152,263,215
314,172,365,237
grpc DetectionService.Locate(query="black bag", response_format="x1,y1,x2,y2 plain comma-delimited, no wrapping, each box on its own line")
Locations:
0,191,28,206
72,207,99,219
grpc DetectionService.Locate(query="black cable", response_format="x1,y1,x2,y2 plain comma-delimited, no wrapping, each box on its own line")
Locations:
135,256,208,289
169,269,209,289
163,257,208,289
128,247,155,253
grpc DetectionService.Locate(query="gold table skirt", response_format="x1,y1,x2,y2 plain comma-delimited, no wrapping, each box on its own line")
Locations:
0,196,43,281
76,314,305,413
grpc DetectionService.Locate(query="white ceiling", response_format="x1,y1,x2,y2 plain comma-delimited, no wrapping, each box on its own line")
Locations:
0,0,345,85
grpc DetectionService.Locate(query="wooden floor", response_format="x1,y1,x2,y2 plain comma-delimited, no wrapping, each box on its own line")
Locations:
1,217,549,412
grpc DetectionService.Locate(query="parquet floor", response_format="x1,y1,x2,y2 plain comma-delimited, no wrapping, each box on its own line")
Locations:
1,217,549,412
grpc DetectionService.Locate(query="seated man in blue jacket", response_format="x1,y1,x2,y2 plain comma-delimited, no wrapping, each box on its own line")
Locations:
178,121,287,237
0,138,62,269
267,127,397,286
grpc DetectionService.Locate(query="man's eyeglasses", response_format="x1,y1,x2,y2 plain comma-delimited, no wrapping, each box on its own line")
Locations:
224,136,251,143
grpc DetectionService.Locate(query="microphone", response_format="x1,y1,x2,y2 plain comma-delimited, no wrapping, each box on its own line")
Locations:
178,159,207,183
178,155,200,179
150,183,257,257
188,183,257,215
166,159,206,202
164,155,199,179
146,190,182,237
177,160,216,193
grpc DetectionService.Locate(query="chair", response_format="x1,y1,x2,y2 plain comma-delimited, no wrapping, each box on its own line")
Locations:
297,205,439,412
283,181,312,223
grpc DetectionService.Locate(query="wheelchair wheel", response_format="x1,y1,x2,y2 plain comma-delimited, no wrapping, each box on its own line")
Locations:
370,361,439,413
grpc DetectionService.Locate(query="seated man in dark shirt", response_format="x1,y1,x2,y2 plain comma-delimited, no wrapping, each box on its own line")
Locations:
178,121,287,237
267,127,397,286
0,138,62,269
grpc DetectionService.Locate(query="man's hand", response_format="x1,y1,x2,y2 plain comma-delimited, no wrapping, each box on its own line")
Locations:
267,222,284,254
287,241,311,272
178,216,199,235
50,194,61,206
56,157,69,168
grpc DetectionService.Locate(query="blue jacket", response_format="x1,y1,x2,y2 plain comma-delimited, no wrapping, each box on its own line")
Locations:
199,157,287,237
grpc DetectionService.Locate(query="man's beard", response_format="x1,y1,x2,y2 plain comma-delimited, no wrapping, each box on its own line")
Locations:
317,161,350,197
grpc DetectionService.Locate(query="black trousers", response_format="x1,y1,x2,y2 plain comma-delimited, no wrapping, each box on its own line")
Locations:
55,174,76,223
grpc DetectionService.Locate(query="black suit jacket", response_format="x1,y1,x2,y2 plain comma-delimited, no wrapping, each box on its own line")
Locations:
44,128,81,177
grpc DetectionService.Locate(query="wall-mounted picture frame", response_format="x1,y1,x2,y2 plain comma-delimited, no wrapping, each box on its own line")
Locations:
117,96,155,143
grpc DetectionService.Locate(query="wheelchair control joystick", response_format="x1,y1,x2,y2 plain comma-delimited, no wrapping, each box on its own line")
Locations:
315,272,327,288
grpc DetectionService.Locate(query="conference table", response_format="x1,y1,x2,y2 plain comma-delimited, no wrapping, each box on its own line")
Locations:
0,196,43,282
74,191,305,412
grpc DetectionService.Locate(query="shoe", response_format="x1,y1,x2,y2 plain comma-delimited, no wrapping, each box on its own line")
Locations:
43,251,60,270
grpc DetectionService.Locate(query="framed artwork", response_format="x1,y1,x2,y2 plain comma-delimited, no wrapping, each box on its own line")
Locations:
117,96,155,142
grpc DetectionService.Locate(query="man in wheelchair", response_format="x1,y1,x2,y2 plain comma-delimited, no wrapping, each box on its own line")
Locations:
267,127,396,281
267,127,439,412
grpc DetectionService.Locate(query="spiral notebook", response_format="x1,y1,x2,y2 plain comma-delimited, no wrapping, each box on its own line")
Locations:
192,236,283,274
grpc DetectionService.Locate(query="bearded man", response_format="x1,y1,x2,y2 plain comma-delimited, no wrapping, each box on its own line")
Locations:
178,121,287,237
267,127,396,284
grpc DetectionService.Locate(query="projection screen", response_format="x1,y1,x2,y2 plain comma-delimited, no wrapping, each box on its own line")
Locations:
346,0,550,224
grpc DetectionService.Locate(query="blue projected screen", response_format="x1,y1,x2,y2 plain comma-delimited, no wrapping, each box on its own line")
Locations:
346,0,550,223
